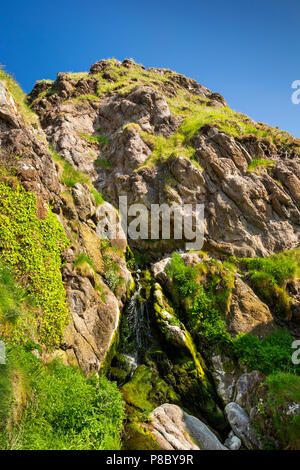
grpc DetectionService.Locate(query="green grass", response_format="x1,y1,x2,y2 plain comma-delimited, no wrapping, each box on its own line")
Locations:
234,329,300,375
247,159,276,173
79,132,110,146
137,102,296,169
65,72,89,81
228,248,300,318
0,180,70,348
264,372,300,449
74,253,96,271
0,345,125,450
0,66,38,126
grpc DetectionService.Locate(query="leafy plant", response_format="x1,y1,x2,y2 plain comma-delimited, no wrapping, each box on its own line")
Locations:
0,181,70,347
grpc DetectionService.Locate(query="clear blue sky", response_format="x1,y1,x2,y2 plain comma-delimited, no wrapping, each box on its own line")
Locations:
1,0,300,136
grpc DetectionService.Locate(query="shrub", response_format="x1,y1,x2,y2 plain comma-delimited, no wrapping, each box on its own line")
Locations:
234,329,300,375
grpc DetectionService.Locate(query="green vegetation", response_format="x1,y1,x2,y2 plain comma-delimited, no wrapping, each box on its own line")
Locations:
73,252,97,278
0,66,38,126
0,345,125,450
0,181,70,348
234,329,300,375
260,372,300,449
122,365,178,418
50,146,104,204
247,158,276,173
95,158,113,169
232,248,300,318
65,72,89,81
165,252,300,377
103,254,124,293
79,132,110,146
0,264,34,326
166,252,232,347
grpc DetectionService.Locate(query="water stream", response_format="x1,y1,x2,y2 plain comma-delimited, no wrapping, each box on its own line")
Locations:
123,270,151,374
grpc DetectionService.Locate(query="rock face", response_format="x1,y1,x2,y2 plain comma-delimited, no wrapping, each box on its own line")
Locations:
0,78,133,374
227,277,276,337
149,404,227,450
28,59,300,259
2,60,300,450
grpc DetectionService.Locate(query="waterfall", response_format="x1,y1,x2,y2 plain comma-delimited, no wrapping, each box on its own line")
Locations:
123,270,151,374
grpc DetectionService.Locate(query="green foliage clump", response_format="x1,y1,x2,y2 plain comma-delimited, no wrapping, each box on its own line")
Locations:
0,182,70,348
103,254,124,293
165,252,300,380
79,132,110,146
166,252,232,347
74,252,96,271
238,249,300,317
242,249,300,287
0,264,31,325
0,345,125,450
247,158,276,173
234,329,300,375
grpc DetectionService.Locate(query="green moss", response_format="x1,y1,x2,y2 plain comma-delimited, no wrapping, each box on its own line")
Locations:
121,365,178,419
123,422,161,450
0,181,70,348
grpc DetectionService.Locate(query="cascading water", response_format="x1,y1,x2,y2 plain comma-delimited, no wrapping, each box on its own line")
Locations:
123,270,152,374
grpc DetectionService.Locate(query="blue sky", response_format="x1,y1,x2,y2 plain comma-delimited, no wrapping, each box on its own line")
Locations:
1,0,300,136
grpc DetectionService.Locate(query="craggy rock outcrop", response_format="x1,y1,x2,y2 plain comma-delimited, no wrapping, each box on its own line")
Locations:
2,59,300,449
29,59,300,258
0,79,132,374
149,404,227,450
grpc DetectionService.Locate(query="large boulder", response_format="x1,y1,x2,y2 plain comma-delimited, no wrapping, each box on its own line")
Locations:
149,404,227,450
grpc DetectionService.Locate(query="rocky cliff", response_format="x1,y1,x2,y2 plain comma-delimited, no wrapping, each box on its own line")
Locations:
0,59,300,450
